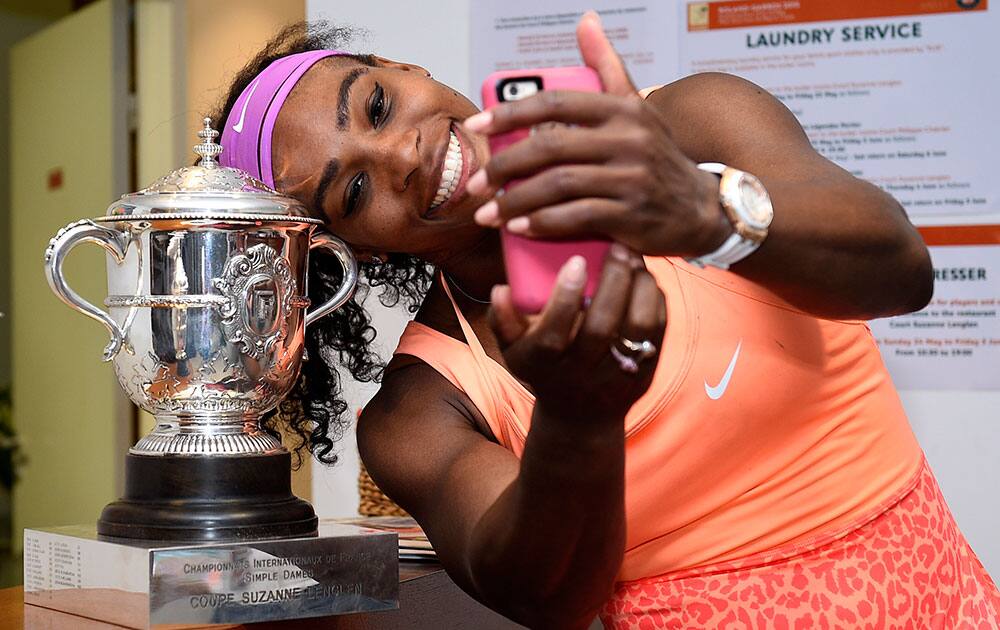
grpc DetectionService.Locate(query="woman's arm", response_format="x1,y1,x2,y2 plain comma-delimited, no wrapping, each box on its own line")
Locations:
359,368,624,629
360,248,664,629
466,12,932,320
645,72,933,319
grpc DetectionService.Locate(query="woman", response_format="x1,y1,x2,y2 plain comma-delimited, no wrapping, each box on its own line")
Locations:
215,13,999,629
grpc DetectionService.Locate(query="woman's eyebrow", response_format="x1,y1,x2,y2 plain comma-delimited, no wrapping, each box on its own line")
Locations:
312,158,340,215
337,67,369,129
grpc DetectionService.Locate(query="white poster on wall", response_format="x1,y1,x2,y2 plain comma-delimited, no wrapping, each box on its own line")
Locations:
469,1,681,104
869,226,1000,391
679,0,998,227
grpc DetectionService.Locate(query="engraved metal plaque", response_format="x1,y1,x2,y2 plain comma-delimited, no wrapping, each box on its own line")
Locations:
24,521,398,628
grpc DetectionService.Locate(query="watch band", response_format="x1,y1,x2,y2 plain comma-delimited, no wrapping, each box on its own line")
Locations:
690,232,757,270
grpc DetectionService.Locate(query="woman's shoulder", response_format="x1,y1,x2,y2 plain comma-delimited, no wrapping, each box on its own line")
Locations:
366,349,502,448
370,354,485,427
641,72,765,103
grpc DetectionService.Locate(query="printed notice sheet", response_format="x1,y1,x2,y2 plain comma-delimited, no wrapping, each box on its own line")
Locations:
681,0,998,226
469,1,680,106
868,226,1000,390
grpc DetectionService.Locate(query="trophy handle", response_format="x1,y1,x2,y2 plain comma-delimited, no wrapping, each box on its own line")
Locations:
44,219,130,362
305,231,358,328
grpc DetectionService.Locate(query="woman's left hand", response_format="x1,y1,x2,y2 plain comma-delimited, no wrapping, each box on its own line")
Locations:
463,11,730,257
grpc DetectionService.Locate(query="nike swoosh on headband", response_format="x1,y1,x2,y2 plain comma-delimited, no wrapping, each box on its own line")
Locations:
705,339,742,400
232,78,260,133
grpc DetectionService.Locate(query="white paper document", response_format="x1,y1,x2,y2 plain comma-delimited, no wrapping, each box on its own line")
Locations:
680,0,997,226
469,1,680,105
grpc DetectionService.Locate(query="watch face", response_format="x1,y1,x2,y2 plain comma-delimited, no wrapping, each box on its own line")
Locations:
737,173,774,229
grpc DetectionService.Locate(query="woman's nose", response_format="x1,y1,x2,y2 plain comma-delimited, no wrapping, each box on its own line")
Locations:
382,127,420,193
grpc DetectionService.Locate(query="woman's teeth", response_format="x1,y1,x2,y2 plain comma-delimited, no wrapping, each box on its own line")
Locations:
430,130,462,210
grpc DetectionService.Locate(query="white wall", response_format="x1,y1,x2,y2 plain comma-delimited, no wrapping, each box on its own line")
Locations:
305,0,999,580
902,391,1000,576
309,0,471,96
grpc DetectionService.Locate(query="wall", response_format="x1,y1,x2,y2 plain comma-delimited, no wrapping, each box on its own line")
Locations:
901,390,1000,577
0,3,72,390
135,0,187,187
184,0,306,145
9,0,130,549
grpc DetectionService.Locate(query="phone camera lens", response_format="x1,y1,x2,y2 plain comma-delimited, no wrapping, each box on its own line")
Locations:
499,78,540,102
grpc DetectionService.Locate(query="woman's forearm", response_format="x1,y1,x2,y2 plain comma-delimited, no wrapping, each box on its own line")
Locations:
467,402,626,628
639,74,934,320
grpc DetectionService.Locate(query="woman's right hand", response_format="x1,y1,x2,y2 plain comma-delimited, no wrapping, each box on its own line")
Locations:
489,243,667,423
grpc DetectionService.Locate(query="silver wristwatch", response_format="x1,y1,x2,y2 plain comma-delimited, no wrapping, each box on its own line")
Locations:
691,162,773,270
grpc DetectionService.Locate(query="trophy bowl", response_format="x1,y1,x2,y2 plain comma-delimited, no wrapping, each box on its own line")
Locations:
42,120,357,541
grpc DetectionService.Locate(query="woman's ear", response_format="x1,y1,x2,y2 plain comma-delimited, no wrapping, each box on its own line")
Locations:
372,56,431,77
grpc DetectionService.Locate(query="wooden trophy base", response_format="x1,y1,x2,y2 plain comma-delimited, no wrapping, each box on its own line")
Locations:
97,451,318,542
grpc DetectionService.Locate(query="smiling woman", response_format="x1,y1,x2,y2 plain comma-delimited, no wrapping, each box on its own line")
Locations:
212,14,999,630
211,23,436,466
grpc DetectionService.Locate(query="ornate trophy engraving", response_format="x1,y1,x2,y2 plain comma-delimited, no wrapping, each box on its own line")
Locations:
214,242,298,361
41,119,358,539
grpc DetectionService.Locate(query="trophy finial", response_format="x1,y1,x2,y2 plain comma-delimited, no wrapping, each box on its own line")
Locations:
193,117,223,167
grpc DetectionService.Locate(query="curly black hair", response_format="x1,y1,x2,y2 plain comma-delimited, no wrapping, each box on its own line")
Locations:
210,22,434,467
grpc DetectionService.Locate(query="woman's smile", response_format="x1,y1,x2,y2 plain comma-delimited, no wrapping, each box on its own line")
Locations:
424,121,480,221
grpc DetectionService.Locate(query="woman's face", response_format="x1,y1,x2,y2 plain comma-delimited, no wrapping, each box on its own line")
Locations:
272,57,492,263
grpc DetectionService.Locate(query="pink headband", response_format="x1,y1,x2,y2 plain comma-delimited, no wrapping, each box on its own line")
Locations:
220,50,347,188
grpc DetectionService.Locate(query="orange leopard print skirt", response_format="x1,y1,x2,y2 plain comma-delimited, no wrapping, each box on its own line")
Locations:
601,460,1000,629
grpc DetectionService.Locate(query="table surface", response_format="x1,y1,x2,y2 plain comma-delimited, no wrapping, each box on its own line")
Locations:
1,561,527,629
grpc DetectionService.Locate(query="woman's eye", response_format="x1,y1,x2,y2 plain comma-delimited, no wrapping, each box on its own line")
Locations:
345,173,366,217
369,83,387,127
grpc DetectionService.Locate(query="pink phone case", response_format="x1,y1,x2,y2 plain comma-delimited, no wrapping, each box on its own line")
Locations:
482,66,610,314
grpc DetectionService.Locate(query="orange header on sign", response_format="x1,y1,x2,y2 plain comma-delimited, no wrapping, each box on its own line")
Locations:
918,225,1000,246
687,0,987,31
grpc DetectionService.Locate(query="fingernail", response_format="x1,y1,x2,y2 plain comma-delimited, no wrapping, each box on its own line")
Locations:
560,255,587,289
467,169,488,195
506,217,529,234
474,200,500,226
584,9,602,25
610,242,630,261
491,284,504,304
463,110,493,132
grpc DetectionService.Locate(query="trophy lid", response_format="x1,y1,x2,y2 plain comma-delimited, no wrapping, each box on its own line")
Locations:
99,118,322,224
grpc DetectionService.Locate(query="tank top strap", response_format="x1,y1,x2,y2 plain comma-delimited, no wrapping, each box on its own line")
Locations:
438,273,493,366
438,273,528,447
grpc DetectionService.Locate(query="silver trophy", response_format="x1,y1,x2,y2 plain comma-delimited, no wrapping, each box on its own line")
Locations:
42,119,358,541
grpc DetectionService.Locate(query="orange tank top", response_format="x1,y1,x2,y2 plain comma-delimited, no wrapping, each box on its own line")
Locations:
393,257,923,581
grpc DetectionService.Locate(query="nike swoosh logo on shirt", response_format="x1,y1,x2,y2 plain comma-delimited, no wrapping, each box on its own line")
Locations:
704,339,742,400
232,79,260,133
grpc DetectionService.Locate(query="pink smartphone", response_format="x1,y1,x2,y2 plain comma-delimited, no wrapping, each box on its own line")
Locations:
481,66,611,314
